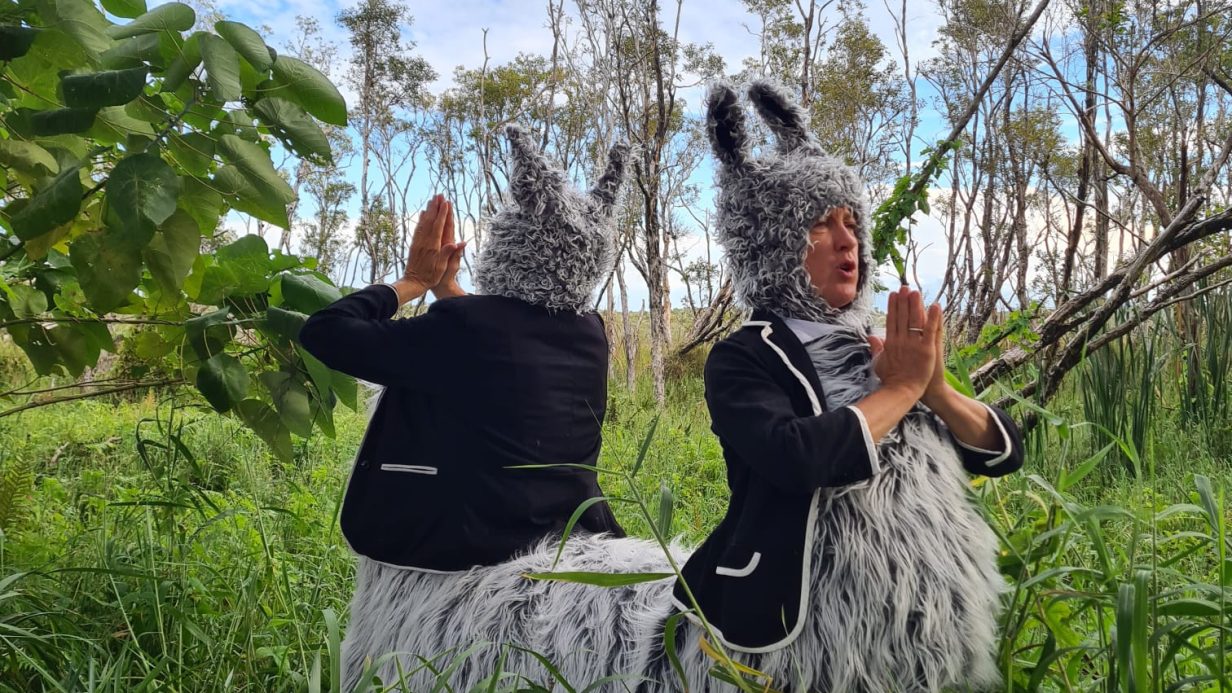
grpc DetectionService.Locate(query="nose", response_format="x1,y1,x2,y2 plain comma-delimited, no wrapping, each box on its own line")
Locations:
833,221,857,251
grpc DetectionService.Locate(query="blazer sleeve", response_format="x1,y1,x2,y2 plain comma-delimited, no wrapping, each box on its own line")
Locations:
945,403,1025,478
704,340,879,495
298,285,463,390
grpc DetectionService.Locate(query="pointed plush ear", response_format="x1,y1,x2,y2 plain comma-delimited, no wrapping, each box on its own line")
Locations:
747,80,814,154
589,142,630,217
505,123,564,207
706,82,749,171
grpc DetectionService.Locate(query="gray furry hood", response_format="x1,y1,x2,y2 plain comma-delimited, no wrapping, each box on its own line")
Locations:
472,125,629,313
707,81,874,328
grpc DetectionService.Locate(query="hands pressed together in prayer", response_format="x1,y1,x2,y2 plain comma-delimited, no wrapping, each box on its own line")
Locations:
855,286,1003,450
388,194,468,305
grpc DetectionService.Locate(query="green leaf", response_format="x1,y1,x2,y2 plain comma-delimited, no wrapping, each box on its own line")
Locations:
107,2,195,39
215,234,271,295
270,56,347,126
101,34,163,69
0,139,60,177
656,482,674,538
178,175,223,234
108,152,180,228
143,209,199,293
264,305,307,341
0,26,40,60
8,324,60,375
215,21,271,72
216,135,295,228
9,285,48,318
296,344,332,404
185,307,233,359
522,571,674,587
89,105,155,145
199,33,241,102
160,32,202,92
61,67,148,108
259,371,313,437
69,229,141,312
196,353,248,412
42,0,114,58
236,398,292,461
166,132,215,177
253,97,331,164
100,0,147,19
10,166,83,241
29,108,98,136
280,273,340,314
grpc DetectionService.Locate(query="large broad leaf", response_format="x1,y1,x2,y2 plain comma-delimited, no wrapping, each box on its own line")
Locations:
214,21,271,72
236,398,292,461
259,371,313,437
44,0,114,59
108,152,179,226
215,234,272,295
8,324,60,375
178,175,224,234
61,67,148,109
100,0,147,19
253,98,331,165
69,229,141,312
166,132,215,177
143,209,199,293
9,285,48,318
89,105,155,146
0,26,40,60
10,166,83,241
199,33,241,103
216,136,295,228
270,56,346,126
101,33,162,69
28,108,98,136
160,32,202,92
196,353,248,412
264,306,307,341
0,140,59,177
107,2,195,39
280,273,340,314
185,307,233,359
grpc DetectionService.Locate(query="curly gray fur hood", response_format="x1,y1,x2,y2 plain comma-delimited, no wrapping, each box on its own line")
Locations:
472,125,629,313
707,80,874,329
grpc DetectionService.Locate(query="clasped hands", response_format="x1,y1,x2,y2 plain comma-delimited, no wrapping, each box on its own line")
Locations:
388,194,468,305
866,286,955,412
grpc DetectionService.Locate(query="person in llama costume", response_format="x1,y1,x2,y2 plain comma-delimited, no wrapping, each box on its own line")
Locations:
337,83,1025,693
297,124,631,676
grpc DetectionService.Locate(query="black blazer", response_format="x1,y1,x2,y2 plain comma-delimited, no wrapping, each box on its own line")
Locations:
671,310,1024,652
299,285,624,571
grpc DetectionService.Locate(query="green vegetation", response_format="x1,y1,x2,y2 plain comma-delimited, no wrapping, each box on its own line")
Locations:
1,294,1231,691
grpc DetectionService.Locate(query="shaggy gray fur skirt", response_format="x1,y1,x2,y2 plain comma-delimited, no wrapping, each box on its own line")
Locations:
340,409,1007,692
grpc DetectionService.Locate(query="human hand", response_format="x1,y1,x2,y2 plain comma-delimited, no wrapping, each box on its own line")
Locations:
919,302,952,409
394,195,461,303
430,202,467,299
866,286,938,401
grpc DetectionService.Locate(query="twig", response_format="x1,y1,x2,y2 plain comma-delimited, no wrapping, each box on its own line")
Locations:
0,379,184,418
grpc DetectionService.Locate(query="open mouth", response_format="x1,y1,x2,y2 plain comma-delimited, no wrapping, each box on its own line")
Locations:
836,260,857,278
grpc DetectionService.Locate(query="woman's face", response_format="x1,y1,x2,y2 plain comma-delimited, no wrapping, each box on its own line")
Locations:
804,207,860,309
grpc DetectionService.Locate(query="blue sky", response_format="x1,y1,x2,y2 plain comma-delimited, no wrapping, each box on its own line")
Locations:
206,0,1057,312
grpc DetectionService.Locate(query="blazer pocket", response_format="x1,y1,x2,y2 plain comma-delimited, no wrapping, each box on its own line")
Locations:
715,551,761,578
379,464,438,475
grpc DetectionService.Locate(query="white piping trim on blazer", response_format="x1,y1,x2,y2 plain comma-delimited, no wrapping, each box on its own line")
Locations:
716,551,762,577
380,464,439,475
953,402,1013,468
670,319,823,654
340,387,467,575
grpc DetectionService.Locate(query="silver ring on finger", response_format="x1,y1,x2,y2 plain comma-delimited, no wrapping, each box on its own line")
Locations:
907,327,925,335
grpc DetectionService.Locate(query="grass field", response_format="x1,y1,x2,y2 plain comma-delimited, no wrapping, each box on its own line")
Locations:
1,311,1231,691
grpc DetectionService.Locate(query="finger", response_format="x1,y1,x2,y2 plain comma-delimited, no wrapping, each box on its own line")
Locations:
886,292,899,341
909,290,926,334
442,200,456,246
866,334,884,356
928,303,943,343
895,288,909,337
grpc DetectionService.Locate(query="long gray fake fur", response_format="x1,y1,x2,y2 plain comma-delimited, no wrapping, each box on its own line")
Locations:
472,124,629,312
341,83,1006,692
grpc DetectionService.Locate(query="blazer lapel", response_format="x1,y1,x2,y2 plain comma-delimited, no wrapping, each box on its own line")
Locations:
748,309,828,413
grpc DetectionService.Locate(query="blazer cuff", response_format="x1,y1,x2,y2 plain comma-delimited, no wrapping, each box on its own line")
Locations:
952,402,1013,468
844,405,880,475
374,283,402,307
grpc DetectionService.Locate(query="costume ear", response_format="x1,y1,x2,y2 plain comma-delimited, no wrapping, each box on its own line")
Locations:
505,124,564,208
748,80,815,154
588,142,630,217
706,82,749,171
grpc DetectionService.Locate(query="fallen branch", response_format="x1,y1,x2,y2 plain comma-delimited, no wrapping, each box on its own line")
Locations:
0,379,184,419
